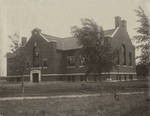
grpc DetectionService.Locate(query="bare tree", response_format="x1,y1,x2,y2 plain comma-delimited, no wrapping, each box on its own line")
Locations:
8,33,26,95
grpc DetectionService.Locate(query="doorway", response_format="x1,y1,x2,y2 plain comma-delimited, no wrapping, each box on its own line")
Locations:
30,69,41,82
32,73,39,82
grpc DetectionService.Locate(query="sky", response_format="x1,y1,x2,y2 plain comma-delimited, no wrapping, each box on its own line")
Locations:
0,0,150,76
1,0,150,38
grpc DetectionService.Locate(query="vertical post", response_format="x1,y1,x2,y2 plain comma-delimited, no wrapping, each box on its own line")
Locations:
22,75,24,95
20,48,26,97
148,43,150,100
148,61,150,100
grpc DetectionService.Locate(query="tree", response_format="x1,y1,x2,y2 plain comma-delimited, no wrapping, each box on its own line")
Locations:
134,6,150,64
136,63,148,79
8,33,21,53
8,33,26,94
134,6,150,77
71,19,116,81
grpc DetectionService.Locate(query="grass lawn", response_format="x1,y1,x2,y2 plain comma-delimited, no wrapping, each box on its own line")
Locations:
0,93,149,116
0,80,149,116
122,103,150,116
0,80,148,97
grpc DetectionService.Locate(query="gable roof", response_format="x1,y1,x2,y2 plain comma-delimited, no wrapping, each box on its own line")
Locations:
40,28,116,51
104,29,115,37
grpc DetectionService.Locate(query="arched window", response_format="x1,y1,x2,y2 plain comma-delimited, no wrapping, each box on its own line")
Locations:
79,55,86,66
122,44,126,65
33,43,39,67
42,58,48,67
129,52,132,66
116,50,120,65
66,55,75,66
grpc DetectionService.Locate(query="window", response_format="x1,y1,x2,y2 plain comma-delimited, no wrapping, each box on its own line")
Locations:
26,62,30,69
43,58,48,67
79,56,86,66
129,52,132,66
116,75,119,80
8,58,15,63
80,76,86,81
66,56,75,66
129,75,133,80
124,75,127,81
122,44,126,65
116,51,120,65
33,46,39,67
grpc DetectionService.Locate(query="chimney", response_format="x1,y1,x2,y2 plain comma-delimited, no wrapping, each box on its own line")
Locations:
21,37,27,46
121,20,127,31
115,16,121,28
115,16,127,31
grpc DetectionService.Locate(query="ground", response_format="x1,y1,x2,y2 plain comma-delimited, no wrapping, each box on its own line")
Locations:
0,80,148,97
0,80,149,116
0,93,149,116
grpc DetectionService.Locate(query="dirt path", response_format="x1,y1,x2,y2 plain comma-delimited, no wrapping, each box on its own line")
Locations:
0,91,145,101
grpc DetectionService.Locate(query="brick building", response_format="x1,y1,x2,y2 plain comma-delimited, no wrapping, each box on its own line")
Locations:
7,16,136,82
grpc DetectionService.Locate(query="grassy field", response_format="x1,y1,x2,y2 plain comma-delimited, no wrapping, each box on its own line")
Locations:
0,93,149,116
0,80,148,97
0,80,149,116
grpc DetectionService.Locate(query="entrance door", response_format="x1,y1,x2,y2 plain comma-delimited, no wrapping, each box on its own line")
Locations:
32,73,39,82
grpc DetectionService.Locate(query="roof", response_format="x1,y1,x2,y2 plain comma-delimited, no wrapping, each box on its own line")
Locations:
104,29,115,37
40,28,116,51
7,52,16,58
58,37,81,50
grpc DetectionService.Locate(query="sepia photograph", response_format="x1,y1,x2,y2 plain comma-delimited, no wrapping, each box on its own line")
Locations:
0,0,150,115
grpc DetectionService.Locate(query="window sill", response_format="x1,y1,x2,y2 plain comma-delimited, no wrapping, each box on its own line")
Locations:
67,66,76,68
79,65,86,68
121,65,133,68
42,67,48,69
128,66,133,67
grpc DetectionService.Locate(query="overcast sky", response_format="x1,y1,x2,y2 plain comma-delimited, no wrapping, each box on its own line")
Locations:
1,0,150,38
0,0,150,75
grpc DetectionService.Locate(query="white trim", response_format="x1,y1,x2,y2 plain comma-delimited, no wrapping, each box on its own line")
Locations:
6,75,30,77
128,66,133,68
66,66,76,68
42,67,48,69
6,72,136,78
42,73,85,76
30,67,42,70
116,65,133,68
30,69,41,82
102,72,136,75
111,27,119,38
79,65,86,68
40,34,49,42
42,72,136,76
122,65,128,67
